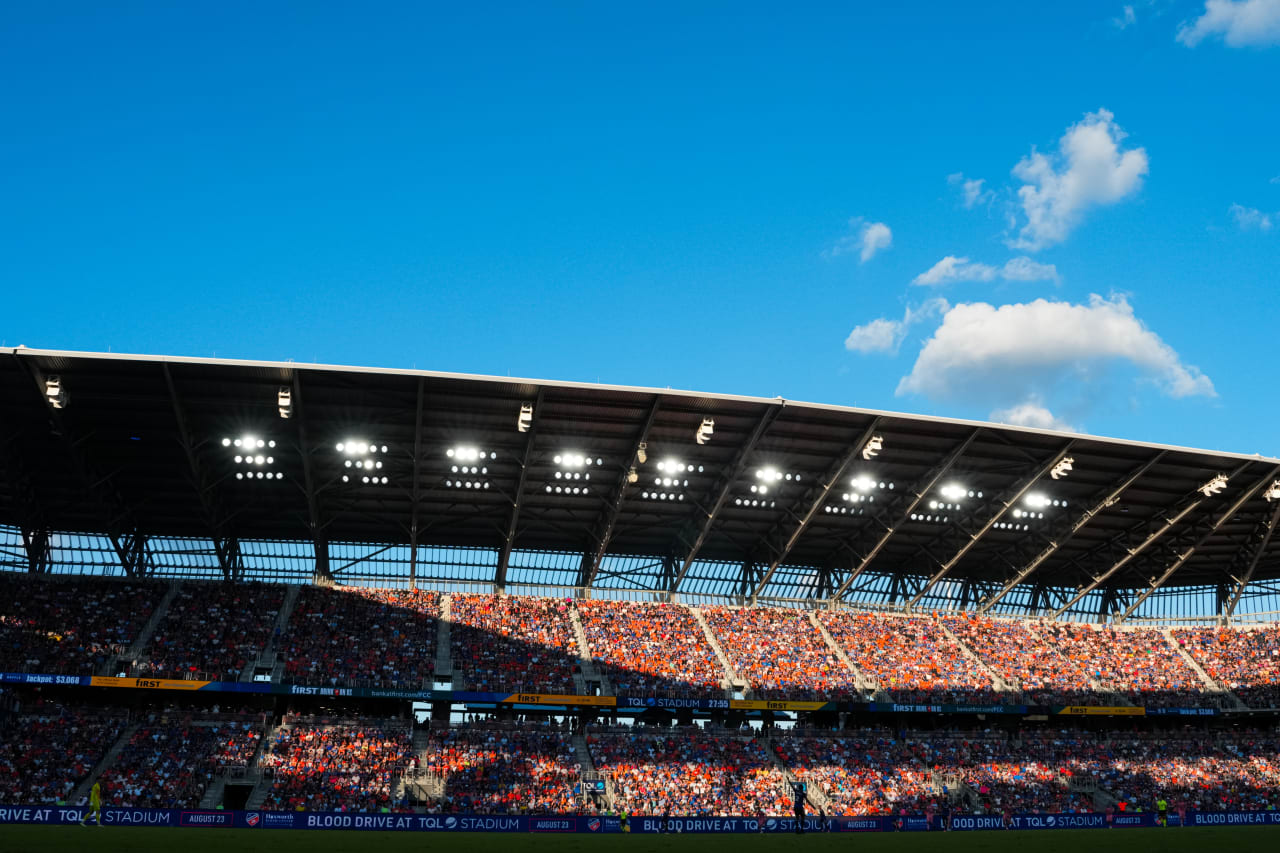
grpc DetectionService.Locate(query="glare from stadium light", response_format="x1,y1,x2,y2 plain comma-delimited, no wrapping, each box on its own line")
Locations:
756,467,784,482
850,475,876,493
939,483,968,501
1024,493,1050,509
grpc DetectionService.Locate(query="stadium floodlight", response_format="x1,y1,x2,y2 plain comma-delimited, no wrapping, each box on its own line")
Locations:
556,453,591,468
861,435,883,460
336,439,391,485
44,376,66,409
939,483,968,501
756,467,784,482
696,418,715,445
1199,474,1228,497
277,387,292,419
517,403,533,433
224,434,283,482
1050,456,1074,480
1265,481,1280,502
1024,493,1050,509
636,442,647,464
850,475,876,493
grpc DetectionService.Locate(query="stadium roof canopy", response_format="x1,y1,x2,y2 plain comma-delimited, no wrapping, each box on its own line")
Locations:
3,347,1280,623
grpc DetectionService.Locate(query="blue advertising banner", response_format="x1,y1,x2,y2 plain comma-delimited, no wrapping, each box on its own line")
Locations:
0,806,1278,833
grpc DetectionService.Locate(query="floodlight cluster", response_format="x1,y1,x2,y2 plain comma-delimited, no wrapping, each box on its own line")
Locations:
735,497,776,508
939,484,982,501
545,484,590,495
849,476,893,493
337,440,390,485
994,521,1033,531
751,467,799,497
443,446,496,490
823,505,865,515
222,436,285,482
909,512,949,523
641,490,684,501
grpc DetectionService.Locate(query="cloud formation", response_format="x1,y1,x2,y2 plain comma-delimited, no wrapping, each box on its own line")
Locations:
828,217,893,263
896,294,1215,402
991,399,1078,432
1231,203,1274,230
1113,4,1138,29
912,255,1059,286
1009,109,1149,251
947,173,994,209
1178,0,1280,47
844,299,949,355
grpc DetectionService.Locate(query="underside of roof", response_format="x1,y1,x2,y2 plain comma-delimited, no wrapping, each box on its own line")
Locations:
3,348,1280,622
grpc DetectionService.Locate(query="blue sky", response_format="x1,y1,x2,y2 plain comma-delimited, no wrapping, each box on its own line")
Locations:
2,1,1277,455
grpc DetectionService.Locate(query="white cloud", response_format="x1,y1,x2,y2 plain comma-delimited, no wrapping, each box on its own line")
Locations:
948,172,995,208
991,399,1078,432
1009,109,1149,251
896,294,1215,402
828,217,893,263
1271,174,1280,184
912,255,1059,286
1231,203,1274,230
1178,0,1280,47
1113,4,1138,28
1000,256,1061,282
845,299,949,355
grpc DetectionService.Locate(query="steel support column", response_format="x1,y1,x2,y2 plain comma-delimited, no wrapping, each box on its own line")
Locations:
1116,466,1280,622
667,403,783,599
1049,461,1251,619
498,388,543,592
409,378,425,590
830,429,981,601
748,418,883,603
578,397,661,589
291,373,331,584
906,440,1075,610
977,452,1166,614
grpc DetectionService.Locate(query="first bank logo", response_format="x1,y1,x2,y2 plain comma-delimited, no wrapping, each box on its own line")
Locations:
588,818,602,832
246,813,260,827
444,816,458,829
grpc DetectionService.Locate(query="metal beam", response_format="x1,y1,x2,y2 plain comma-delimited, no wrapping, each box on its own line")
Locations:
578,396,661,589
830,428,981,601
1049,461,1252,619
1116,467,1280,622
162,363,241,582
977,452,1166,614
22,527,51,573
12,354,149,577
667,403,783,599
290,373,331,583
409,378,424,590
748,418,883,602
906,440,1075,610
1224,500,1280,619
497,388,544,592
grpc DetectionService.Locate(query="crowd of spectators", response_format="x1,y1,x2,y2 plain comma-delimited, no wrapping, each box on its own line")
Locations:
133,582,284,681
280,586,439,688
449,594,579,693
0,576,165,674
577,600,725,698
1094,732,1280,811
97,718,262,808
260,721,414,812
0,700,126,804
588,729,789,816
1173,627,1280,708
419,726,580,813
818,612,1000,704
773,732,936,814
701,606,859,700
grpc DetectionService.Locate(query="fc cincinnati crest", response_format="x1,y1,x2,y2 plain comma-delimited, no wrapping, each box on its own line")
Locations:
246,813,260,827
588,818,602,832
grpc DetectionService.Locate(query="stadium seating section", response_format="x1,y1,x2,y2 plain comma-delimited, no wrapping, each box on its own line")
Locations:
702,606,859,700
418,726,580,813
449,594,579,693
577,600,724,698
259,719,414,813
133,582,284,681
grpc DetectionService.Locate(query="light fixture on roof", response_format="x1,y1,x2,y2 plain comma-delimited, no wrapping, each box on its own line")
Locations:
939,483,969,501
861,435,883,461
277,387,292,419
1265,481,1280,502
1050,456,1074,480
1199,473,1228,497
627,466,639,484
44,376,66,409
224,435,284,483
517,403,533,433
850,475,875,493
1024,493,1050,509
636,442,648,464
696,418,715,445
337,440,391,485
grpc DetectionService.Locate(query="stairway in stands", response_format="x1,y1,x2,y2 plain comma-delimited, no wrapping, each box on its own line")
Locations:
687,605,744,697
1161,627,1248,709
936,619,1024,699
434,594,453,687
242,583,301,683
807,611,881,699
103,581,181,676
568,604,613,696
70,721,139,804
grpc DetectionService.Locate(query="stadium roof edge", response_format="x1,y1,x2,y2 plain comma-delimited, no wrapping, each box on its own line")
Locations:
6,346,1275,466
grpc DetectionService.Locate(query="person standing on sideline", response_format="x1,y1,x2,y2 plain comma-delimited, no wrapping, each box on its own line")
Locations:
792,782,806,835
80,781,102,827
